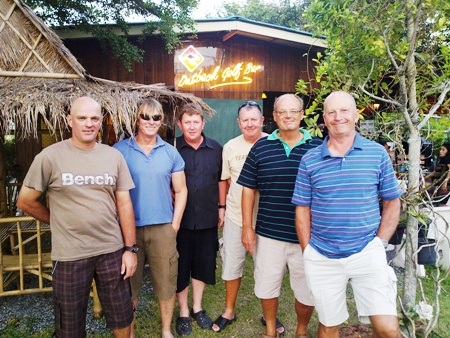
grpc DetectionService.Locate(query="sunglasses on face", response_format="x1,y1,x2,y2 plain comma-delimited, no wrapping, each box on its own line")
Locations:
238,101,261,113
140,114,162,121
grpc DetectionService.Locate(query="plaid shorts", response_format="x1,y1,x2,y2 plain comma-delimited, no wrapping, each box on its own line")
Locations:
52,249,133,338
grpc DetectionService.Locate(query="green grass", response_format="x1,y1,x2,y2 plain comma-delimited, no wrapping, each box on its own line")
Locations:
1,250,449,337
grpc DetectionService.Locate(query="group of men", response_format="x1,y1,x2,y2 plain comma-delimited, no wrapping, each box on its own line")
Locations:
17,90,402,338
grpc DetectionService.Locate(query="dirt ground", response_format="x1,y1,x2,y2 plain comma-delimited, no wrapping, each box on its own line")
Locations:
339,324,373,337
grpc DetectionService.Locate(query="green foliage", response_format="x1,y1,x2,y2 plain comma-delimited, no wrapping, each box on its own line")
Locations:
24,0,198,71
212,0,312,30
297,0,450,115
295,0,450,334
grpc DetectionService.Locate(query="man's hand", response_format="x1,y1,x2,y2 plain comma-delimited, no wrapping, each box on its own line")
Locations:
121,251,137,280
242,226,256,256
218,208,225,228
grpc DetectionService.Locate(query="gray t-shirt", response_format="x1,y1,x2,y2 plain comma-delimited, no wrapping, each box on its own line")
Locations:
23,139,135,261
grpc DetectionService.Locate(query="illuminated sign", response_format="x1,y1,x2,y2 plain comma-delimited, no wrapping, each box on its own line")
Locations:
178,62,263,89
178,45,204,72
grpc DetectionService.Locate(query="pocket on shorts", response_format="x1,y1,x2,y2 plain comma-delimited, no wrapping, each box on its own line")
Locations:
302,244,312,259
169,253,179,284
385,266,398,305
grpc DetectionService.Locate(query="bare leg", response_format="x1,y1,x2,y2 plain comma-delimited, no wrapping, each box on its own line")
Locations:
212,278,241,331
160,294,176,338
318,323,339,338
130,298,139,338
191,278,206,313
371,315,400,338
176,286,190,318
261,298,278,337
113,326,131,338
294,299,314,336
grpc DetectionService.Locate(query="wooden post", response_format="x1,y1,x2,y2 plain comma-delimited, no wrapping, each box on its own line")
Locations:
0,141,7,217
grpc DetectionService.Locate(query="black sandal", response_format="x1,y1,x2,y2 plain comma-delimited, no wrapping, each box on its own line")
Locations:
212,314,237,332
176,316,192,336
261,316,285,335
190,308,213,329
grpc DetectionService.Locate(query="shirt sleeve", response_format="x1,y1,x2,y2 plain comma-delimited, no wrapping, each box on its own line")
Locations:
115,153,135,191
172,149,186,173
291,158,312,206
237,145,258,189
221,143,231,181
23,152,51,193
379,150,403,200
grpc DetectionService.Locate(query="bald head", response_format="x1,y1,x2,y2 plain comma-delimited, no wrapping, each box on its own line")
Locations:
323,91,357,113
70,96,101,116
67,96,103,149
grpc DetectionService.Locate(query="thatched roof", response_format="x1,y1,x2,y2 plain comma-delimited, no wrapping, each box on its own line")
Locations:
0,0,214,139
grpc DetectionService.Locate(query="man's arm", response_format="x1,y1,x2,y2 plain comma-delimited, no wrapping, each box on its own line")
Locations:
295,205,311,252
171,170,188,233
241,186,257,255
218,180,227,228
376,198,401,241
115,190,137,280
17,186,50,223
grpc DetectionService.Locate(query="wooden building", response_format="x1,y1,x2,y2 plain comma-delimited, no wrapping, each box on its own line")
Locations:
60,17,326,144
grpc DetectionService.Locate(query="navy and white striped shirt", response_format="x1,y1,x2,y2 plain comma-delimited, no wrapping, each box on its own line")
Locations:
292,133,403,258
238,129,322,243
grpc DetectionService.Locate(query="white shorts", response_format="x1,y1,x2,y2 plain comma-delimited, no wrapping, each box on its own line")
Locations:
220,216,248,280
254,235,313,306
303,236,398,326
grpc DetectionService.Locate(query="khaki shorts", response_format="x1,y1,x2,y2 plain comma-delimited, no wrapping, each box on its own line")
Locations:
254,235,313,306
220,216,248,280
303,236,398,326
131,223,178,302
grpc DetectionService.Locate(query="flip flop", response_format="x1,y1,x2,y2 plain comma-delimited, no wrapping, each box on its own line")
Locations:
261,316,285,335
212,314,237,332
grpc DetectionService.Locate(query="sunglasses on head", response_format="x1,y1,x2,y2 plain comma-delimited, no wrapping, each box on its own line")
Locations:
140,114,162,121
238,101,261,115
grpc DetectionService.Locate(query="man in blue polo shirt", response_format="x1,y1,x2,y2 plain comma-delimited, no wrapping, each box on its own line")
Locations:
292,91,402,338
238,93,322,338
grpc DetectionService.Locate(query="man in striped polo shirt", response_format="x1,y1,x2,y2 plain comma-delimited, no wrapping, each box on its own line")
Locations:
293,91,402,338
238,94,322,338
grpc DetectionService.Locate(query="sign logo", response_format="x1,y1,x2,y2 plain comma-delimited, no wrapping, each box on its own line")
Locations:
177,62,263,89
178,45,204,72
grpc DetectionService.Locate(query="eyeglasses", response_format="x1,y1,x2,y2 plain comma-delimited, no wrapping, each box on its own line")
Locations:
140,114,162,121
238,101,261,113
275,110,302,116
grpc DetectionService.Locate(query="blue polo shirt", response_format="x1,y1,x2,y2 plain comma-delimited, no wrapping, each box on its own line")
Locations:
238,129,322,243
113,135,185,226
175,134,223,230
292,133,403,258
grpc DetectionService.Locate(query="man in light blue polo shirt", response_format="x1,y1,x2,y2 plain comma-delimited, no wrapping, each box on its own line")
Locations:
114,98,187,338
293,91,402,338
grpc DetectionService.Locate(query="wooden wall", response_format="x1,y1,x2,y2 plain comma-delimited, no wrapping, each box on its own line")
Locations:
64,33,321,101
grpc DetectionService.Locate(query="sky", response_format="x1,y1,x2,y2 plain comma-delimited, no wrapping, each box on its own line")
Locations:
191,0,224,19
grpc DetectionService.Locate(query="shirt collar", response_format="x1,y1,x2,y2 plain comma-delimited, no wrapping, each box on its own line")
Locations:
129,134,165,150
267,128,312,144
178,133,212,149
320,132,363,158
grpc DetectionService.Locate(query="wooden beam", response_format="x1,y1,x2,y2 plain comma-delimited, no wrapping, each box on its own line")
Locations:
222,30,238,42
0,71,82,79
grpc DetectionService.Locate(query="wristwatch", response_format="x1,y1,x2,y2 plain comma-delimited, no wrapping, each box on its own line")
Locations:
381,239,389,249
218,204,226,209
124,244,139,254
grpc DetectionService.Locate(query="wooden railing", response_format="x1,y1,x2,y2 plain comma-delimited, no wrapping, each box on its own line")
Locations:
0,216,103,318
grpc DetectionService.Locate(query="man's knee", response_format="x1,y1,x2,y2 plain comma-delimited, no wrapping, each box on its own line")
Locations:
318,323,339,338
371,315,400,338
